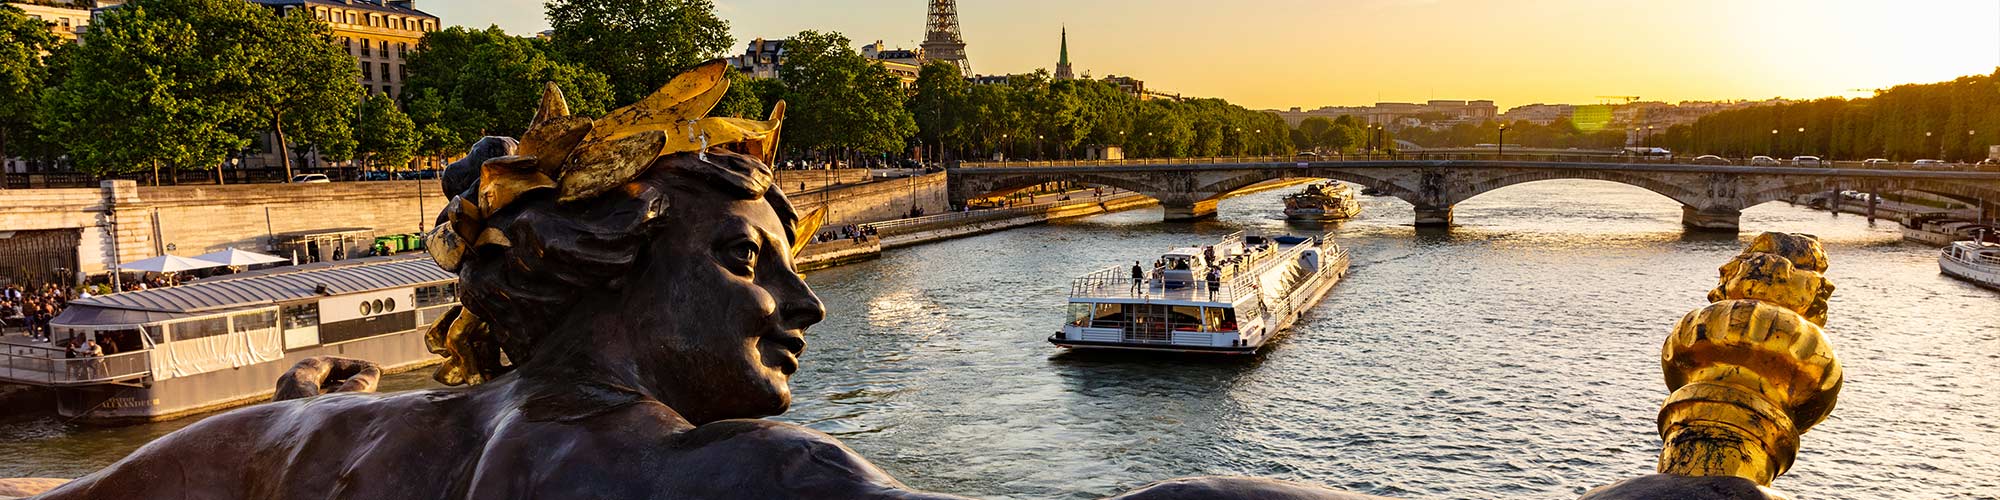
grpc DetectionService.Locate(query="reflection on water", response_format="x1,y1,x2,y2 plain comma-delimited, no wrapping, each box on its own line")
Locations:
4,180,1997,499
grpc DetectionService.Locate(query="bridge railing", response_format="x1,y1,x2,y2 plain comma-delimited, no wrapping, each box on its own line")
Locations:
957,154,2000,172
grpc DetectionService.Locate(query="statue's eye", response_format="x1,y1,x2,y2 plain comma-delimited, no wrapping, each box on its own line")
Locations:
721,240,758,275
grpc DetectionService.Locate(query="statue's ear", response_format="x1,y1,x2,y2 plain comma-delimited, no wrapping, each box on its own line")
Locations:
790,207,826,260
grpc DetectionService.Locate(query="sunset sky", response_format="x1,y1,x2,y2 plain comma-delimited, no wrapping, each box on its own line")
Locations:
423,0,2000,110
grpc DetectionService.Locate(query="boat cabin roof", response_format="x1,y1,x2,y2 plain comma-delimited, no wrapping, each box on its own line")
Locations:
1164,248,1206,258
54,256,452,326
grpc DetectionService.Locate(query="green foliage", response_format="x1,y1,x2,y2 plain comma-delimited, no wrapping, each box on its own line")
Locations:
0,5,61,162
1391,117,1624,150
545,0,733,106
909,60,969,158
778,30,915,156
714,68,783,119
1656,70,2000,161
904,67,1287,160
401,26,614,151
355,93,418,169
41,0,360,176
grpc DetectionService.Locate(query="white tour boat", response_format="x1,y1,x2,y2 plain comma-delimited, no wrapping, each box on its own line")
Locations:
1901,213,1995,246
1940,238,2000,290
1051,231,1349,354
1283,182,1363,221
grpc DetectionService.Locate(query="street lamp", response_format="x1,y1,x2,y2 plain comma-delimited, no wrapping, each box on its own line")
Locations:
1002,134,1009,162
1771,129,1779,157
1497,123,1508,158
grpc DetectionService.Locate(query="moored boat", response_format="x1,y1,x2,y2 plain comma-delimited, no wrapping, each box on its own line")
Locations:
2,255,452,423
1940,238,2000,290
1283,182,1362,220
1902,212,1997,246
1051,230,1348,354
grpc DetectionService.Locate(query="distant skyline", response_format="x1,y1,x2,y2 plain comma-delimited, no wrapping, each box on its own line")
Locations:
420,0,2000,110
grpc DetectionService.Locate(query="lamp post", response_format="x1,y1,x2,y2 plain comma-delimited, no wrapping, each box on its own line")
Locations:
1497,123,1508,158
1927,131,1935,159
1001,133,1009,162
1770,129,1779,157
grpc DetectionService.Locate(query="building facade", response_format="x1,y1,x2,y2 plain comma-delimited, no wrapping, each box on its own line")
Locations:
725,38,786,80
1272,100,1497,128
6,1,93,41
251,0,437,100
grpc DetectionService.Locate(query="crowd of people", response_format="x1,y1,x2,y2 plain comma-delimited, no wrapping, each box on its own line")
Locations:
2,283,77,343
815,225,878,244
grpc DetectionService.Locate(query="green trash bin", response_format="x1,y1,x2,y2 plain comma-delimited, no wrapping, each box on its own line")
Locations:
406,233,426,251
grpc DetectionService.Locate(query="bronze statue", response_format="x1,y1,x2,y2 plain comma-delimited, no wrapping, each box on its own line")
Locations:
15,63,1842,500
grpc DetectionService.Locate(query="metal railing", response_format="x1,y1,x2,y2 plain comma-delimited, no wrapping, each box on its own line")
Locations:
0,347,151,386
958,154,2000,172
860,191,1147,237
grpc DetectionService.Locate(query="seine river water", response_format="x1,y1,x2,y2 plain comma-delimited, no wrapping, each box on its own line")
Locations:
2,180,1997,499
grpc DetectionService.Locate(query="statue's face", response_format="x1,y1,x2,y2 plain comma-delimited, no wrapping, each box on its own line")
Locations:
621,177,823,424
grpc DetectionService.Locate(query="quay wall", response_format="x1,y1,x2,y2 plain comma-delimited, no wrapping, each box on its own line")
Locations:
0,169,907,282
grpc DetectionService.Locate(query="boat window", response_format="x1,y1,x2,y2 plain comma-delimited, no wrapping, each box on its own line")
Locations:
1212,308,1239,331
415,283,458,307
283,303,321,330
1170,305,1204,331
143,325,165,345
94,328,144,354
319,311,416,344
233,310,278,332
1067,303,1093,327
1089,303,1126,329
175,317,230,341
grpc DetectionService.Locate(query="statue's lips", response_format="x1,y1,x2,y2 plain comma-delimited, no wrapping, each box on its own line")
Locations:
761,331,806,375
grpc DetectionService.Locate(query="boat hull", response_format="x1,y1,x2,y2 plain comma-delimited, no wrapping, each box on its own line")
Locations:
54,328,438,423
1941,254,2000,290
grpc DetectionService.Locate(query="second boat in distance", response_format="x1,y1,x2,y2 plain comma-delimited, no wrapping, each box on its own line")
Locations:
1052,230,1349,354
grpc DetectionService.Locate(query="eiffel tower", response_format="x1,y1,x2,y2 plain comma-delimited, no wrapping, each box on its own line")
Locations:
920,0,972,75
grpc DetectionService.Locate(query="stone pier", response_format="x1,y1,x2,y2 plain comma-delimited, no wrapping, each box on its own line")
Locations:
1160,199,1219,221
1681,206,1742,232
1414,206,1454,227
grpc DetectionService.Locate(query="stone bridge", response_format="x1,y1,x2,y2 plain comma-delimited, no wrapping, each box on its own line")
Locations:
947,159,2000,231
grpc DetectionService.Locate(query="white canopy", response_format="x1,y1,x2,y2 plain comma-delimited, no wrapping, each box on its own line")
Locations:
120,255,226,273
191,248,288,267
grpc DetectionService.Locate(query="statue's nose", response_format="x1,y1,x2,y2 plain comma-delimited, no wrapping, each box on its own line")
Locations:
776,279,825,330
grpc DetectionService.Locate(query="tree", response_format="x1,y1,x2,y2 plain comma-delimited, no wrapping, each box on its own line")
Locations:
354,92,417,170
402,26,614,151
0,4,60,166
714,68,783,119
545,0,733,106
41,0,361,181
778,30,915,160
910,60,969,162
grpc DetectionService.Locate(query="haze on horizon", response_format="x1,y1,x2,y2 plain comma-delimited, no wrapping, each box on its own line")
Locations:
425,0,2000,110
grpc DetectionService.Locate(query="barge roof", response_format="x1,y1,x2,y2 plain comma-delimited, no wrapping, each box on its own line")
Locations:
59,256,452,322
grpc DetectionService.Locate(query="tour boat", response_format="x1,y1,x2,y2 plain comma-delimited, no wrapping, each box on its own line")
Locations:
1940,237,2000,290
3,255,452,423
1283,182,1363,220
1051,230,1349,354
1901,212,1996,246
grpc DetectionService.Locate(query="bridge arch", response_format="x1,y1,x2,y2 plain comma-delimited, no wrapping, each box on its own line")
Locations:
1451,169,1712,209
955,172,1173,204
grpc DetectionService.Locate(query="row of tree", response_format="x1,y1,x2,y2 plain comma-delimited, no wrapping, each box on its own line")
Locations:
905,61,1291,161
1651,70,2000,161
1,0,419,180
1387,118,1628,151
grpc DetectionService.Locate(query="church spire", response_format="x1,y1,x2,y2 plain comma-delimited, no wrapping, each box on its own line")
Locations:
1054,26,1075,80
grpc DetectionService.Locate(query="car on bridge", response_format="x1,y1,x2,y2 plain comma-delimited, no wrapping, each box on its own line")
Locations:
1749,156,1781,166
1791,156,1824,167
1692,155,1732,165
1913,159,1952,170
1863,158,1895,168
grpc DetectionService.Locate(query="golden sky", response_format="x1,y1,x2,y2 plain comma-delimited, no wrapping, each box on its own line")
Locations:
425,0,2000,110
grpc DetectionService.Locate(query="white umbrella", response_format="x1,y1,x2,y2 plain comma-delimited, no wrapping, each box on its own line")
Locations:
191,248,288,266
119,255,227,273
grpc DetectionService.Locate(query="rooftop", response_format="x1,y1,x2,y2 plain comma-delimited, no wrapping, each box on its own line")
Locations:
63,255,452,316
249,0,434,19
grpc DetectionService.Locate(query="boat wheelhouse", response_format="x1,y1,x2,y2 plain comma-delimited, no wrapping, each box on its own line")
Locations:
1283,182,1362,221
1,255,453,423
1051,231,1348,354
1940,239,2000,290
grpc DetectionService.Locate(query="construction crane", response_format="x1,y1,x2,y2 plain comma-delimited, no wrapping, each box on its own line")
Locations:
1597,95,1641,105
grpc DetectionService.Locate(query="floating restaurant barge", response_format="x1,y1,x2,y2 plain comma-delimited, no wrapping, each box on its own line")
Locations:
1052,231,1348,354
0,256,452,423
1283,182,1362,221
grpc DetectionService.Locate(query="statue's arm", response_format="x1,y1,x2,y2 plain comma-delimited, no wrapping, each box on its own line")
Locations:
32,406,282,499
1104,477,1394,500
666,420,975,500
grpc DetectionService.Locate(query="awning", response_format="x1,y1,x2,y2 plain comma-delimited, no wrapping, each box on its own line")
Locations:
191,248,289,266
49,305,196,328
120,255,227,273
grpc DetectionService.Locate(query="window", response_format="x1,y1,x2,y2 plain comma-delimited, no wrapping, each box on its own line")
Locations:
396,42,406,58
380,62,390,82
143,325,165,345
232,310,277,332
282,303,320,330
319,311,415,344
345,12,355,24
415,283,458,307
359,38,370,57
378,40,388,55
360,62,372,81
1067,303,1093,327
341,37,351,53
173,317,230,341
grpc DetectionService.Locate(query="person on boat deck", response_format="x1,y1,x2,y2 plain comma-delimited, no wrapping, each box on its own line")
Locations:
1130,261,1144,293
1206,268,1222,300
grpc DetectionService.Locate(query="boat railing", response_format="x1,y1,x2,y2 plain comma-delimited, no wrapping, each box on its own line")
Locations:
0,347,151,386
1946,244,2000,267
1068,266,1255,303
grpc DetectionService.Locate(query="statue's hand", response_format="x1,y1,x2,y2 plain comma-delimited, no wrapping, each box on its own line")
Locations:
273,356,382,401
1577,474,1790,500
1107,477,1395,500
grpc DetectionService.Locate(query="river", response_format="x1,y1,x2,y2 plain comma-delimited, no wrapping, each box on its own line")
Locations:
2,180,1996,499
